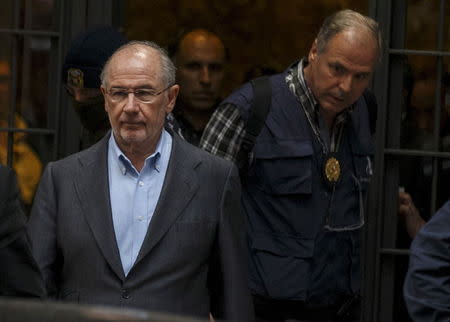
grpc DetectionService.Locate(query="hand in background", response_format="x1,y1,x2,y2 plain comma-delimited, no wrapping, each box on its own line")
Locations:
398,191,426,239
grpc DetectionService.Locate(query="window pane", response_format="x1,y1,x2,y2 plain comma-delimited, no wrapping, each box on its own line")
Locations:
435,157,450,211
405,0,441,50
400,56,439,151
0,1,15,29
442,56,450,151
398,155,433,220
0,0,57,31
0,131,43,210
0,57,12,125
445,0,450,52
0,34,52,129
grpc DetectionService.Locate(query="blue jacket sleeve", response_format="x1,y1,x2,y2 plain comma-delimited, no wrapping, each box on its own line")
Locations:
404,200,450,321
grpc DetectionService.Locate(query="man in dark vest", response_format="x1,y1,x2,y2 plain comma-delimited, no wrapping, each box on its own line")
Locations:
200,9,381,321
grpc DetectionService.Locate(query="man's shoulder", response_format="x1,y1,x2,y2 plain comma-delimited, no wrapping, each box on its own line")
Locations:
416,201,450,242
221,71,287,118
174,135,235,172
45,135,108,172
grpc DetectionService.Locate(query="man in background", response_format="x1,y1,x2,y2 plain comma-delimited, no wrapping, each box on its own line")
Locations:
169,29,226,146
62,25,127,149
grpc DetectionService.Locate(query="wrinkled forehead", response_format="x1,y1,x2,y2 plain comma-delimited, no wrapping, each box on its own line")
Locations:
178,33,225,61
106,46,163,81
327,28,379,56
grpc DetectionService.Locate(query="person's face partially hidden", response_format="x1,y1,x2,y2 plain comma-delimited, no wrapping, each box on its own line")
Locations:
175,32,225,112
65,85,109,132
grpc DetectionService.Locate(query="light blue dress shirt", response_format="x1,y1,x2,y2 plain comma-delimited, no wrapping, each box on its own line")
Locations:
108,130,172,276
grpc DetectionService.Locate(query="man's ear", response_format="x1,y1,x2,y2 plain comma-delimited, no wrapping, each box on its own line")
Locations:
309,39,318,62
166,84,179,114
100,86,108,111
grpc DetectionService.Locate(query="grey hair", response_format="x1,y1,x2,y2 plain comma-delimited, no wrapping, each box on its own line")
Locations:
100,40,176,87
316,9,382,60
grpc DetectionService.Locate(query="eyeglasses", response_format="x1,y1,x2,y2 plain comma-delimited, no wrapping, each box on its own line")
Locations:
105,85,173,104
323,174,365,232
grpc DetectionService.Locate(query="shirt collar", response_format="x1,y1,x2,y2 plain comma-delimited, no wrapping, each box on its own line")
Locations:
289,58,353,121
297,58,318,108
109,131,166,176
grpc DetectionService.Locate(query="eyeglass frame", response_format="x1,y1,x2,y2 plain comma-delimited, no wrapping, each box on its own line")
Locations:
323,173,366,232
103,84,174,104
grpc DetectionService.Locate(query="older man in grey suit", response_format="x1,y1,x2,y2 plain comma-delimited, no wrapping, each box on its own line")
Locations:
28,41,253,321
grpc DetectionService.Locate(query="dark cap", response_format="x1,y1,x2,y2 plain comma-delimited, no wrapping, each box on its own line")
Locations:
62,25,127,89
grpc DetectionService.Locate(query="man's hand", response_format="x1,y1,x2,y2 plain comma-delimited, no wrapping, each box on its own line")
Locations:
398,191,426,239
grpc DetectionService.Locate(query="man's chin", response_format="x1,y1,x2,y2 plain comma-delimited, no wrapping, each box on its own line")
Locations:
188,98,217,111
322,98,349,113
118,129,147,144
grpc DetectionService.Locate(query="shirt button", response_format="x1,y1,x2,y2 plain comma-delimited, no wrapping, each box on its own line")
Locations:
122,289,130,299
138,181,144,187
138,216,144,221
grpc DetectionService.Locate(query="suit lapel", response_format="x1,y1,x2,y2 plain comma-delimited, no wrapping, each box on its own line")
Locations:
73,135,125,280
134,135,200,266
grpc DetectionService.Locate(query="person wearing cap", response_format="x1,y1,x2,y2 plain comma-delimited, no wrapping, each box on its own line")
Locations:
62,26,127,149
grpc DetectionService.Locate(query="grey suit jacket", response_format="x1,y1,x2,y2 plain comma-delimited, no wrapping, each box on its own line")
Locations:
0,165,45,298
28,133,253,321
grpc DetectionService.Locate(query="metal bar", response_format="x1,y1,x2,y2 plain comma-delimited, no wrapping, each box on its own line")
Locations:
51,0,66,161
0,128,56,135
385,148,450,158
379,248,410,256
0,28,60,37
377,2,407,321
365,0,394,320
389,49,450,57
6,0,21,168
429,0,447,217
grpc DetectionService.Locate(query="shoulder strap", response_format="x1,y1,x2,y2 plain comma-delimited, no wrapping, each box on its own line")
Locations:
240,76,272,153
362,89,378,135
237,76,272,173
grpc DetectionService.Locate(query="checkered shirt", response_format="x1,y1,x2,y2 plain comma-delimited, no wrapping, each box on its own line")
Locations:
199,102,245,163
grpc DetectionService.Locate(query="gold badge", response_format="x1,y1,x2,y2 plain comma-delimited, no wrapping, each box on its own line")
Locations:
67,68,84,88
324,156,341,184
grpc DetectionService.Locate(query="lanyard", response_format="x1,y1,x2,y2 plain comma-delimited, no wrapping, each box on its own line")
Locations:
290,66,344,155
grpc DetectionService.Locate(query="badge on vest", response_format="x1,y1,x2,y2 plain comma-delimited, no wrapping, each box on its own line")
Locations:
67,68,84,88
323,154,341,187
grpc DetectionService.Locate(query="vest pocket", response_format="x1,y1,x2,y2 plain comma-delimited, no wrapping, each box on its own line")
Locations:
250,233,314,299
252,140,313,195
352,153,374,193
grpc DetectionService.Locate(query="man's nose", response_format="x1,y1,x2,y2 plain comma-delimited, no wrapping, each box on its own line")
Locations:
339,75,353,94
199,66,211,85
123,93,139,112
